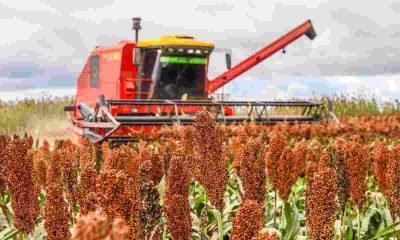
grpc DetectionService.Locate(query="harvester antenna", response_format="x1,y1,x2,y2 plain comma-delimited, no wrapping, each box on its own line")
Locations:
132,17,142,42
282,47,286,54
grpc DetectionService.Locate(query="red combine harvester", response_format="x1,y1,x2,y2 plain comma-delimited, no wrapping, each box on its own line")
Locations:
65,18,325,145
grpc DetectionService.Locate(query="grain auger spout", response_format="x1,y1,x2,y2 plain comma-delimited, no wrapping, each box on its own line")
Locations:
207,20,317,94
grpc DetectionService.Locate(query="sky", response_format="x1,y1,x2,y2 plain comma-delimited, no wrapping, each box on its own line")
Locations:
1,0,400,101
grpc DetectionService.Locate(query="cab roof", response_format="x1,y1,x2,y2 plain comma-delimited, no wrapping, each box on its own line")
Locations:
137,35,214,48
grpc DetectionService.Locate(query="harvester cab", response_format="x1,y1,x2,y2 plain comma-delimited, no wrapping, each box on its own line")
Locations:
136,35,214,100
65,19,326,145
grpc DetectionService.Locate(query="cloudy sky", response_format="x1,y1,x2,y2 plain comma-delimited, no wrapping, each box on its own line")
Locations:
1,0,400,101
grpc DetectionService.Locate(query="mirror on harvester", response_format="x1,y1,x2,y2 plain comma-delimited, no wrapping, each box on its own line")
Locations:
225,53,232,69
133,48,142,65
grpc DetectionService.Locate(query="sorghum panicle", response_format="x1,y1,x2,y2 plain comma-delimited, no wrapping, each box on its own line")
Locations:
109,218,131,240
231,127,251,173
276,147,297,201
373,139,390,196
165,146,192,196
32,140,50,190
163,146,192,240
44,150,71,240
73,211,130,240
60,140,79,207
332,149,350,212
306,155,338,240
266,131,287,192
139,158,162,239
193,111,228,211
78,140,98,215
139,145,164,187
252,231,278,240
341,137,369,210
0,133,11,194
231,200,264,240
103,144,139,178
238,137,266,204
98,143,141,239
139,145,164,239
292,139,309,177
388,144,400,220
158,141,177,176
163,194,192,240
4,136,40,233
96,169,137,222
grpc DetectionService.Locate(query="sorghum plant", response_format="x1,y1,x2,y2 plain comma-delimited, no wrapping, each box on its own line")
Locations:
139,156,162,239
73,211,130,240
193,111,228,211
60,140,79,209
4,136,40,233
266,131,287,192
0,133,11,194
44,150,71,240
32,140,50,190
276,147,297,201
164,146,192,240
387,144,400,220
231,200,264,240
96,169,140,239
253,231,278,240
306,153,338,240
373,139,390,196
341,137,369,210
78,140,98,215
237,137,266,204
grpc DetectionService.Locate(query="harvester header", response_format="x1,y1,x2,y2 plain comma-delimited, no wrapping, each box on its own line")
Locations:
65,19,325,145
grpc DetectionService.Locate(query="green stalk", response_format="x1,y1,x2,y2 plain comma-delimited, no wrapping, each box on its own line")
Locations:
273,191,278,228
162,217,167,240
357,206,361,240
216,210,224,240
0,203,12,227
18,231,27,240
203,193,209,239
280,200,285,233
340,204,347,240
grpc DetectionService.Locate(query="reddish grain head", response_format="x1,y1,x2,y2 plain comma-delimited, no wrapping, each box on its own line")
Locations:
4,136,40,233
388,144,400,220
193,111,228,211
276,147,297,201
266,131,287,192
341,137,369,210
73,211,130,240
44,150,71,240
231,200,264,240
78,140,98,215
306,155,338,240
238,137,266,204
373,139,390,196
163,194,192,240
253,231,278,240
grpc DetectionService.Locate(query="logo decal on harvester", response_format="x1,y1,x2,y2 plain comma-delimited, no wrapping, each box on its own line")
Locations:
103,52,121,61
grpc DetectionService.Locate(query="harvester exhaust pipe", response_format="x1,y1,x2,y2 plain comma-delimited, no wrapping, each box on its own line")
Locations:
78,102,96,122
132,17,142,42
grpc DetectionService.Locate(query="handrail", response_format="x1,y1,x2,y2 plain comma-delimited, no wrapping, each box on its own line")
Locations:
124,78,154,99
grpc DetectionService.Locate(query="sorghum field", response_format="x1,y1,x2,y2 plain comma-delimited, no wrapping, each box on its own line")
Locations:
0,98,400,239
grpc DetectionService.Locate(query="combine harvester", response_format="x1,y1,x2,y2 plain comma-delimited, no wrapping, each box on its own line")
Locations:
65,18,327,145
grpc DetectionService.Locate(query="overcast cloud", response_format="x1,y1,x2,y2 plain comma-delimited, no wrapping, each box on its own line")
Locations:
1,0,400,100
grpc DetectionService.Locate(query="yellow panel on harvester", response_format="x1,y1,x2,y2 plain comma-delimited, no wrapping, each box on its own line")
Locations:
137,35,215,48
